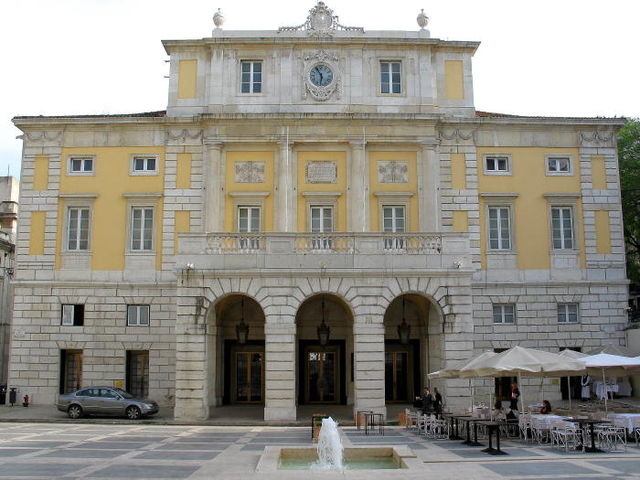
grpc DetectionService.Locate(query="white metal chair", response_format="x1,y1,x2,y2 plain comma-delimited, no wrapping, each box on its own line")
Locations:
550,421,579,452
596,424,627,452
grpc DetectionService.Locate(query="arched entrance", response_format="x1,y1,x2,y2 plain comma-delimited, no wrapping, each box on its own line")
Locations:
383,294,443,404
209,294,265,408
296,294,353,406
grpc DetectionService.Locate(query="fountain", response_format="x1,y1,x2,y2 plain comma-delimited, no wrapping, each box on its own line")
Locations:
313,417,344,470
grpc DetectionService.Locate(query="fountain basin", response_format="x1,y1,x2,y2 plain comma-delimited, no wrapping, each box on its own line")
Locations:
257,446,421,472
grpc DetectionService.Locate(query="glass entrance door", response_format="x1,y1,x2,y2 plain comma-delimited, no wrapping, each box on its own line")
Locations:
385,351,409,401
306,348,338,403
234,351,263,403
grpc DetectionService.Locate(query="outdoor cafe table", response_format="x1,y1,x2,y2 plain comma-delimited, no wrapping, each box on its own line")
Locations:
563,418,608,453
479,421,507,455
607,413,640,434
441,413,464,440
459,417,484,447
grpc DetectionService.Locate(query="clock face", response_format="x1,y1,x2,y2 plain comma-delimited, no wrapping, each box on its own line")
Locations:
309,64,333,87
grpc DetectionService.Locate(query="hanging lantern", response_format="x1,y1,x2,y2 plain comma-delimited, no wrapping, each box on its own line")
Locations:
317,296,330,346
398,296,411,345
236,297,249,344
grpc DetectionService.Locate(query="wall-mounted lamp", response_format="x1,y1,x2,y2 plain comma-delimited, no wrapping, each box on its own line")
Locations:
398,296,411,345
236,297,249,345
317,295,330,346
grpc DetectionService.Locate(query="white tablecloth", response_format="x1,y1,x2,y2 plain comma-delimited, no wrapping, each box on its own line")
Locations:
608,413,640,433
529,414,568,429
472,407,490,419
594,382,619,400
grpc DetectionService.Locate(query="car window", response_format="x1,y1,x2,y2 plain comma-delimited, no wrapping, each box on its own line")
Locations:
76,389,91,397
100,389,117,398
113,387,135,399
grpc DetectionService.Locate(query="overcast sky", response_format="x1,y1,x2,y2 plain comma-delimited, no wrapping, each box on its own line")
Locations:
1,0,638,178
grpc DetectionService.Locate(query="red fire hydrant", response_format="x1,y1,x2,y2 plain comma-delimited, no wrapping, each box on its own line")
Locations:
22,394,29,407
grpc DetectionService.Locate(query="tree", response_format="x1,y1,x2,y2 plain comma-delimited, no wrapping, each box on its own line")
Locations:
619,119,640,284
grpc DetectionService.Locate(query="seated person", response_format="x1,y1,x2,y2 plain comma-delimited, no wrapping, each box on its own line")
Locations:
505,408,518,421
539,400,552,414
492,400,506,421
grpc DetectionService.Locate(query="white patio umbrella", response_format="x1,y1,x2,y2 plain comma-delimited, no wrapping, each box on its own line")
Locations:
457,351,499,411
586,344,637,357
558,349,588,410
581,353,640,412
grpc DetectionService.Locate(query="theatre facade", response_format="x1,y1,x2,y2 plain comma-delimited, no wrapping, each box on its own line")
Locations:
9,3,628,421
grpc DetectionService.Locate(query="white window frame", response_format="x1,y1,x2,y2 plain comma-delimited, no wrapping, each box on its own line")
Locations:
382,204,406,250
130,155,158,175
310,204,334,250
240,60,263,94
487,205,512,251
484,155,512,175
492,304,516,324
61,304,84,326
129,206,155,252
557,303,579,323
546,155,572,176
551,206,575,250
68,156,95,175
237,205,261,250
66,206,91,252
379,60,402,95
127,304,150,326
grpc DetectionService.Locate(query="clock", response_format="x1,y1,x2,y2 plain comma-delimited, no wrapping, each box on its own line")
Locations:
309,64,334,87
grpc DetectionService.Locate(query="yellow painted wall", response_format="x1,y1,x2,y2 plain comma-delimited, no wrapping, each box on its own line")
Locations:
176,153,192,189
29,211,46,255
445,60,464,100
450,153,466,189
297,151,347,232
477,147,584,270
174,210,191,254
224,151,275,232
452,211,468,232
591,155,607,190
57,147,165,270
33,155,49,190
595,210,612,254
369,151,418,231
177,60,198,99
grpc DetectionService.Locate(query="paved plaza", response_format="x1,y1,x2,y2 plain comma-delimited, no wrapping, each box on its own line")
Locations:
0,419,638,479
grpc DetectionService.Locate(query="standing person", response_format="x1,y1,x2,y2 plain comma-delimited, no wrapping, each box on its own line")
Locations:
420,387,434,415
433,387,443,415
581,374,592,400
509,382,520,411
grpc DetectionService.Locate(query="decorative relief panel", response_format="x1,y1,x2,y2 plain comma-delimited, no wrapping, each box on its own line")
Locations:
378,161,408,183
235,162,265,183
306,161,337,184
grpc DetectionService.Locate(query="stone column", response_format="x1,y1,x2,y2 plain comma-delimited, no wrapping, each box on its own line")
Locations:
275,140,295,232
419,142,440,232
352,313,386,416
349,141,368,231
203,141,224,232
264,316,297,421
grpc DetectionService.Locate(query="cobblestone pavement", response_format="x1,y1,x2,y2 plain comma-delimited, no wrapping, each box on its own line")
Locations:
0,422,639,479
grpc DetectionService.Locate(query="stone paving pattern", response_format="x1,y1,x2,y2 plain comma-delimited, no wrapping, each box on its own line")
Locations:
0,422,639,479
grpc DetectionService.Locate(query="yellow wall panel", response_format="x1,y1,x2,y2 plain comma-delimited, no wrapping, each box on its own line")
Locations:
450,153,466,190
29,211,46,255
452,211,468,232
477,147,583,270
297,151,347,232
591,155,607,190
176,153,192,189
58,147,165,270
178,60,198,99
595,210,612,254
368,151,418,231
33,155,49,190
224,151,275,232
445,60,464,100
174,210,191,255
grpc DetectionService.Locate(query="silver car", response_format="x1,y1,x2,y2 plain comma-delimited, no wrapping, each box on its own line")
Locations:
56,386,159,420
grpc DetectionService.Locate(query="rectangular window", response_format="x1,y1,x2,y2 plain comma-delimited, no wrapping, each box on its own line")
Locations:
69,157,93,174
130,207,154,251
127,305,150,326
492,304,515,324
241,61,262,94
485,155,510,174
551,207,574,249
558,303,579,323
488,206,511,250
383,205,406,249
380,61,401,94
132,156,157,174
238,206,260,249
61,304,85,326
310,206,333,249
67,207,90,251
547,156,571,174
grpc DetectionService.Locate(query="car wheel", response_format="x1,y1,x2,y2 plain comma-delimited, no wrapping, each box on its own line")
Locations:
126,405,141,420
67,404,83,419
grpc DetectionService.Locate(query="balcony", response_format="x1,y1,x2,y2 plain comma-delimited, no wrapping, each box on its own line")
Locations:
177,232,471,272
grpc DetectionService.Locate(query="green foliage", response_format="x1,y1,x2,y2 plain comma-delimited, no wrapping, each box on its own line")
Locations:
619,119,640,283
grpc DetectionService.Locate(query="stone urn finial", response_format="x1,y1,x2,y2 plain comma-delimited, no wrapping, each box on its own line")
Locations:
417,9,429,30
213,8,224,29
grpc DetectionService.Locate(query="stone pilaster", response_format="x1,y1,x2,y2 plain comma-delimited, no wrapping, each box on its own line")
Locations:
419,141,440,232
352,314,386,416
349,141,368,232
203,141,224,232
264,317,297,421
275,140,295,232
